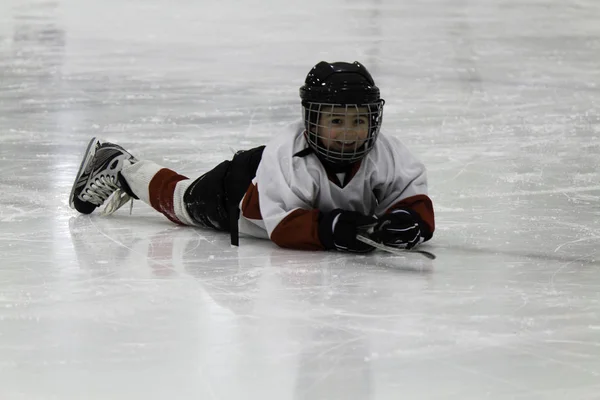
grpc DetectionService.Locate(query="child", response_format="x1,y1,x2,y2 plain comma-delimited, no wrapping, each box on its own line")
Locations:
69,61,435,253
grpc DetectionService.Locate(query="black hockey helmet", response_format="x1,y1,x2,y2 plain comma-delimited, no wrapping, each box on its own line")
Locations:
299,61,385,165
300,61,381,104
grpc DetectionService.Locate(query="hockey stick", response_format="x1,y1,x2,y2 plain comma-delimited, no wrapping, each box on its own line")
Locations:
356,234,437,260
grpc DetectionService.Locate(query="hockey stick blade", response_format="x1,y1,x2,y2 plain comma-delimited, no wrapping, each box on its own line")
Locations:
356,234,437,260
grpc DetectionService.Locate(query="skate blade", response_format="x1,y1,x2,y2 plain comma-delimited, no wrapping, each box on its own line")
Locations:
68,137,100,209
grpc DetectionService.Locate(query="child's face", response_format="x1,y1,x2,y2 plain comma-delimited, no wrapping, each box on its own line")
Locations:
316,106,370,153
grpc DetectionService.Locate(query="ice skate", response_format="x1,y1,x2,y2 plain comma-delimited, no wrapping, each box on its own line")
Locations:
69,137,138,215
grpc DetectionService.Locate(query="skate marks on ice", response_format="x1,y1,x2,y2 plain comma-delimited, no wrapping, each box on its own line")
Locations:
433,243,600,267
1,210,599,398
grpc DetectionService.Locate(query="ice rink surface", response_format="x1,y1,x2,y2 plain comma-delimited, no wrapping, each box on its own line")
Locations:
1,0,599,398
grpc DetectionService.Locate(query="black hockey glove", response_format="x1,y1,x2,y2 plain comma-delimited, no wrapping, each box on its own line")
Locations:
319,209,377,253
370,209,423,249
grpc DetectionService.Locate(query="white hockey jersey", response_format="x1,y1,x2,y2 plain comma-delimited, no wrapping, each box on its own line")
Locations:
238,122,434,250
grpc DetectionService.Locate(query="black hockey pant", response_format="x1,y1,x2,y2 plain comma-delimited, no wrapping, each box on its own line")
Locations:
183,145,265,245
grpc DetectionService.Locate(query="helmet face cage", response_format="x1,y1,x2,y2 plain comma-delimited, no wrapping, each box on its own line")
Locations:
302,100,384,165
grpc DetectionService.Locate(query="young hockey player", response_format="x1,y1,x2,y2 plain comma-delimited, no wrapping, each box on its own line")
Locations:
69,61,435,253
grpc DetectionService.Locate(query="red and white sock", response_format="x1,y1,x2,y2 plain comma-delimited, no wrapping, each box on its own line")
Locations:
121,160,197,226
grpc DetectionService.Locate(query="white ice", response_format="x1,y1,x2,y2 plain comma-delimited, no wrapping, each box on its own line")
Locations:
1,0,600,399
